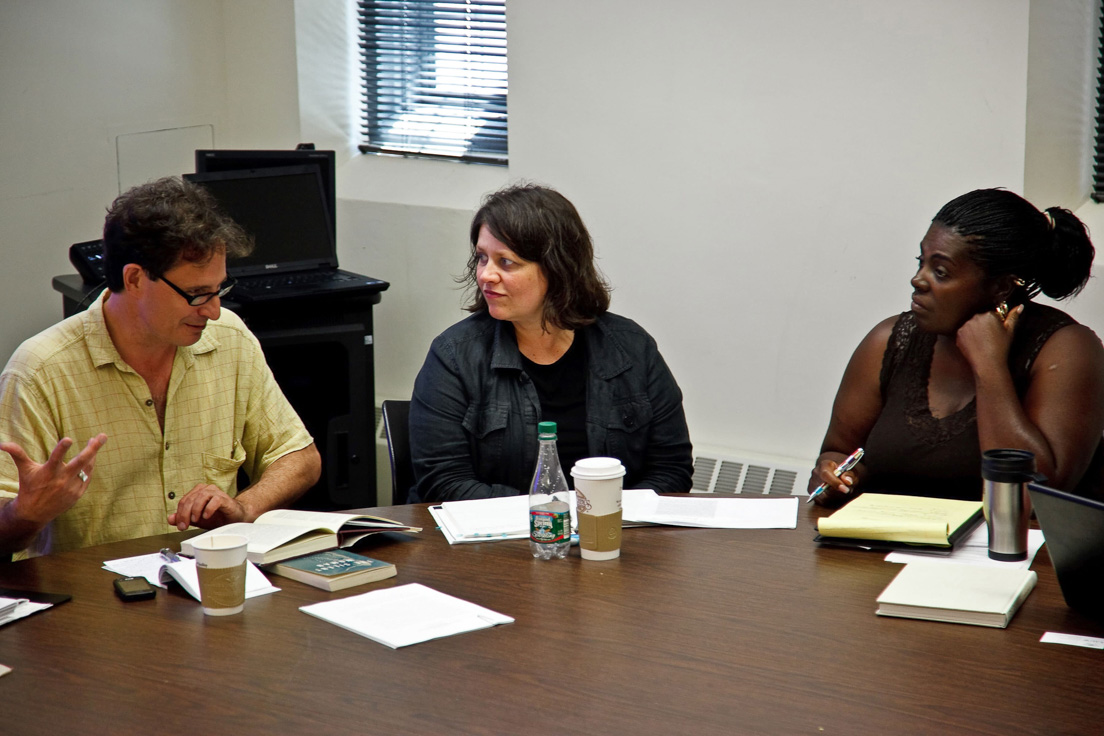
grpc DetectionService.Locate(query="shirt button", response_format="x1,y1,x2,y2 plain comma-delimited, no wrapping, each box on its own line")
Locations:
165,442,170,450
146,399,153,406
168,491,176,500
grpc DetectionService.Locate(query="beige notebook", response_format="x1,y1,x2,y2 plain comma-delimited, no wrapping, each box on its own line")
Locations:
876,562,1037,628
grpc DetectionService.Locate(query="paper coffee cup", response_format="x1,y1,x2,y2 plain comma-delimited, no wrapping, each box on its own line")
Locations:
192,534,248,616
571,457,626,561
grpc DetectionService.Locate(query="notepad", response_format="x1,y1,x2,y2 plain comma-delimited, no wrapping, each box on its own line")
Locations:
876,562,1037,628
816,493,983,549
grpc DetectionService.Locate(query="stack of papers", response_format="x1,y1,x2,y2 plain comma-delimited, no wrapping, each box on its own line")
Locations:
0,596,52,627
885,525,1045,570
103,553,280,601
0,597,22,617
300,582,514,648
429,490,799,544
430,495,537,543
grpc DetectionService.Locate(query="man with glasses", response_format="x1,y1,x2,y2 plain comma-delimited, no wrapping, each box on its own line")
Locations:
0,177,321,557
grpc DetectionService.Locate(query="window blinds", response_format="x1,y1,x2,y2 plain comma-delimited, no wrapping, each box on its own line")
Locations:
358,0,508,164
1093,8,1104,202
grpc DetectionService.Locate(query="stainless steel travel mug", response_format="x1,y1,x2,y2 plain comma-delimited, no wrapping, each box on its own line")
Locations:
981,449,1035,561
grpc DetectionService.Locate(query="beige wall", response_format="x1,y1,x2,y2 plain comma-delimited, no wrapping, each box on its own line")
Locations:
304,0,1103,463
0,0,299,365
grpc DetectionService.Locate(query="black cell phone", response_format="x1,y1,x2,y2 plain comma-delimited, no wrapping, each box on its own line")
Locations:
69,239,106,285
113,576,156,601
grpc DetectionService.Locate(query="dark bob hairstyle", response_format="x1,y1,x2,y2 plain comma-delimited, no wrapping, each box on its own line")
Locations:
102,176,253,292
933,188,1094,302
461,183,611,330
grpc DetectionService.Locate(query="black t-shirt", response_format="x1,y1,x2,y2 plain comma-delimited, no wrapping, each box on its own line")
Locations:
521,334,588,477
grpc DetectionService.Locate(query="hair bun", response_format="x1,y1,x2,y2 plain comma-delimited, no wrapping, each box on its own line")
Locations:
1035,207,1094,300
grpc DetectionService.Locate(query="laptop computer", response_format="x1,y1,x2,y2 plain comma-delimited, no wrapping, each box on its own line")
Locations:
194,148,338,241
1027,482,1104,618
183,166,388,303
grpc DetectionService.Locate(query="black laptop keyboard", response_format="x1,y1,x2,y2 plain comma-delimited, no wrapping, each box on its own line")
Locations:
237,271,359,290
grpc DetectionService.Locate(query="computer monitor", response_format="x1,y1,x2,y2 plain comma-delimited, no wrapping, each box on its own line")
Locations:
194,149,337,237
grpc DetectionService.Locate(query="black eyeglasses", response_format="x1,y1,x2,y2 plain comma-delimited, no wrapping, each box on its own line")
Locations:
159,275,237,306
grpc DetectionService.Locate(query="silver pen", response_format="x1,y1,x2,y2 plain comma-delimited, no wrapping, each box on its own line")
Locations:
159,547,181,563
807,447,864,503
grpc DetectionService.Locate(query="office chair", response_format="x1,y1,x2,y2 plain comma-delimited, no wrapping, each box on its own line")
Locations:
381,400,415,505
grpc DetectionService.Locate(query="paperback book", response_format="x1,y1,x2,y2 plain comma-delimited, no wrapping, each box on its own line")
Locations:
271,550,397,592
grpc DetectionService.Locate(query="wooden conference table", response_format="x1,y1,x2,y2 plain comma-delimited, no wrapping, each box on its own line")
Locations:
2,500,1102,735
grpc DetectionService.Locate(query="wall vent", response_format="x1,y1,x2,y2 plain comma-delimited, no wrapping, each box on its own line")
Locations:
691,448,811,497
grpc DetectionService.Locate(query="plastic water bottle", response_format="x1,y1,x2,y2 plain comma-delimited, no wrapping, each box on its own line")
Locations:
529,421,571,560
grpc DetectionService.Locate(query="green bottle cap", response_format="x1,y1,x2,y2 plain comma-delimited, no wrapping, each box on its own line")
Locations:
537,421,557,437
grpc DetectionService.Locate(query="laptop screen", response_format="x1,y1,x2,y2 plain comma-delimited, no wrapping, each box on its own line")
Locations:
194,149,337,239
1027,482,1104,618
184,166,336,278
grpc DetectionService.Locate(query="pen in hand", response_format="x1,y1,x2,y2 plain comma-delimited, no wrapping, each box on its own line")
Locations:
807,447,864,504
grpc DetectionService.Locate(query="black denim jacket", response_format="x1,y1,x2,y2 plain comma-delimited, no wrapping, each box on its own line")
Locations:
408,311,693,502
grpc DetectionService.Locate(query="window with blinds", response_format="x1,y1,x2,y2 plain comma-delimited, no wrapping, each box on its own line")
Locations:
1093,8,1104,201
358,0,508,165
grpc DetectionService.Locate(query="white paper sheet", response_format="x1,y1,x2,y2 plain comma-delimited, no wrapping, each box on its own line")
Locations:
622,493,798,529
1041,632,1104,649
300,582,514,648
431,489,799,543
0,599,51,627
884,526,1045,570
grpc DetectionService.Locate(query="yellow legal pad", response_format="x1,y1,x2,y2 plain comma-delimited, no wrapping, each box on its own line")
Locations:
816,493,983,547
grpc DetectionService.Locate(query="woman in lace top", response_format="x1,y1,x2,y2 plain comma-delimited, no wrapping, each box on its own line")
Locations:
810,189,1104,505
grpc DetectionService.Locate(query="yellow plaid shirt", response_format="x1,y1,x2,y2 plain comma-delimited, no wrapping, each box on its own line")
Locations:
0,294,313,557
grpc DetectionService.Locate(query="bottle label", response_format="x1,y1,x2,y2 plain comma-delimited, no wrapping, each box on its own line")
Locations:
530,509,570,544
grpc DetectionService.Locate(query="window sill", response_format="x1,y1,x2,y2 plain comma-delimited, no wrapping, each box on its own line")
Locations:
338,151,510,211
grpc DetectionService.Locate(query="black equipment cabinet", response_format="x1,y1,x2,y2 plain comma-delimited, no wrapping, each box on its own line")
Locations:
52,275,384,510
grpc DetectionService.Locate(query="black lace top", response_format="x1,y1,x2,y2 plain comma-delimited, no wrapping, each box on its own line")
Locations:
862,303,1087,500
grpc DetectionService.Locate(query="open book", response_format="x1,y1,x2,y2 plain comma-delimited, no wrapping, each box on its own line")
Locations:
180,509,421,564
816,493,983,552
102,553,279,600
